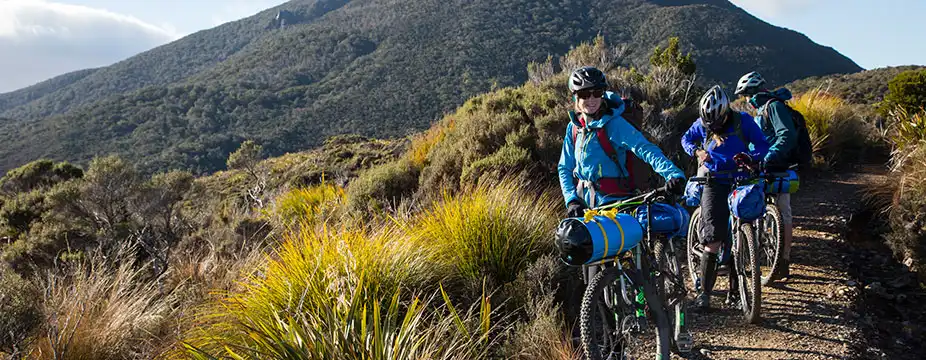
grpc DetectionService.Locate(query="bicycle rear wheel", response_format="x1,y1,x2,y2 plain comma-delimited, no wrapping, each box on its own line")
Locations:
760,204,784,286
736,223,762,324
580,263,672,360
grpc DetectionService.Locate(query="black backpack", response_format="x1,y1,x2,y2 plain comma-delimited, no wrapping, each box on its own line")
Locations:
764,100,813,167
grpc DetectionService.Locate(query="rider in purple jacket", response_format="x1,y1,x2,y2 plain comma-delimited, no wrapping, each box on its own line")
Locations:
681,85,771,311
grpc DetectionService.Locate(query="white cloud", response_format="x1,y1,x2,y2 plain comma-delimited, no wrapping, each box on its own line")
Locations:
0,0,180,93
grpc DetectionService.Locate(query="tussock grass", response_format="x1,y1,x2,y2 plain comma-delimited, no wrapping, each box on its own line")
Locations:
882,106,926,278
408,122,453,168
181,223,495,359
182,182,560,359
406,182,558,285
27,247,178,360
267,182,344,228
789,89,873,167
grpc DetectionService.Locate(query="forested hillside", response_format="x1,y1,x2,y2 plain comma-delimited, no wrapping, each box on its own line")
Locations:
0,0,861,174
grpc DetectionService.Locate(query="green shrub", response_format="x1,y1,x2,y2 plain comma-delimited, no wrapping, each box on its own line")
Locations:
881,69,926,115
0,159,83,196
346,158,421,212
0,265,40,354
649,37,696,76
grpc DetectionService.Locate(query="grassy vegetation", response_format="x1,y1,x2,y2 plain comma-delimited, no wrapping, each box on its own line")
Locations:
181,180,559,359
0,35,886,359
788,88,879,168
884,106,926,277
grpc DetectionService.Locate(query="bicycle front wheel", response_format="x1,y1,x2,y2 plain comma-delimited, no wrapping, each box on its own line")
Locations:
580,263,672,360
686,207,702,292
736,223,762,324
654,240,692,355
760,204,784,286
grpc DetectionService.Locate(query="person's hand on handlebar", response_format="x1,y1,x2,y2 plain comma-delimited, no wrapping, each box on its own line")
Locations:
695,149,711,164
733,152,760,172
566,201,587,218
665,177,685,195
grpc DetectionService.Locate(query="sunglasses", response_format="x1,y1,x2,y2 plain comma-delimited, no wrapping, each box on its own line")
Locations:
575,89,604,100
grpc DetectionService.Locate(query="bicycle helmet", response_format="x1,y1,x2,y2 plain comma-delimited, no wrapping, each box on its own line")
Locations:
569,66,609,93
735,71,766,96
699,85,730,130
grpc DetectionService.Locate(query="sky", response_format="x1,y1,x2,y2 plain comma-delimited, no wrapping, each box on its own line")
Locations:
0,0,924,93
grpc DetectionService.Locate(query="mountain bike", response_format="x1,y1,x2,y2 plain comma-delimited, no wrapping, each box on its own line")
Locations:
685,157,764,324
575,187,691,359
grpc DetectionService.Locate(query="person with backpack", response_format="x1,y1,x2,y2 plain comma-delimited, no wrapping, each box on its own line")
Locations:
557,66,686,216
735,71,808,280
681,85,772,311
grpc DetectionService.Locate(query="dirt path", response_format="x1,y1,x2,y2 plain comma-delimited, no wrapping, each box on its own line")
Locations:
680,169,888,360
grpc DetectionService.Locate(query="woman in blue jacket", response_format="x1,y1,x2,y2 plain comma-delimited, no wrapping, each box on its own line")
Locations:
558,66,686,216
681,85,771,311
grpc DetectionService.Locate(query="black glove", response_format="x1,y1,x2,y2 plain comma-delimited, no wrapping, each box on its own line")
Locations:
666,177,685,195
566,201,587,218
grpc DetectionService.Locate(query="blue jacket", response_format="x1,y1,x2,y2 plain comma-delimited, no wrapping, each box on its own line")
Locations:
681,112,770,177
751,88,797,165
558,92,685,207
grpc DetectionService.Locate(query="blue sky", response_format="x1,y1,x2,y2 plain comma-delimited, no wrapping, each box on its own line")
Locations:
729,0,925,69
1,0,923,93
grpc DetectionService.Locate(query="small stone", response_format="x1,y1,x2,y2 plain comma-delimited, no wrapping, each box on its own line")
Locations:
903,257,915,267
700,348,713,356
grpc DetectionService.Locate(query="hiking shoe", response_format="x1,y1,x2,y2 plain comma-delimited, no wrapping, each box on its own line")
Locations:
691,293,711,312
771,259,791,281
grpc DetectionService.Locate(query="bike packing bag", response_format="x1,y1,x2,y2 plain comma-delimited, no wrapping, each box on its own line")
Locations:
684,180,703,207
765,170,799,194
555,213,644,266
728,182,767,221
634,202,691,238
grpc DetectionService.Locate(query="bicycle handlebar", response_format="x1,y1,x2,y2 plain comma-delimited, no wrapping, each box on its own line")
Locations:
592,185,672,211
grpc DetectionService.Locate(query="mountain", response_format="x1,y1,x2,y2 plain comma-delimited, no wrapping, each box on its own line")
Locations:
786,66,926,105
0,0,862,174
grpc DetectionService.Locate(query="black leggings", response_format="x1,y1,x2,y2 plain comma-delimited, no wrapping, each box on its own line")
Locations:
699,182,732,246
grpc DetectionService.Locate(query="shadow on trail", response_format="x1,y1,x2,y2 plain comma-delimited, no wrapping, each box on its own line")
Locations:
684,172,865,359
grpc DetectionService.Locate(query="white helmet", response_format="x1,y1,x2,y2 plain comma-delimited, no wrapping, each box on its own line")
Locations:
699,85,730,129
735,71,766,96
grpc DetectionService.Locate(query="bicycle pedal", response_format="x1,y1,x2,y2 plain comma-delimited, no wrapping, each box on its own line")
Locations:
675,332,694,353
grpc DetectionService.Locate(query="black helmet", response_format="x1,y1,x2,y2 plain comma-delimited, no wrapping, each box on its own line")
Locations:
569,66,609,93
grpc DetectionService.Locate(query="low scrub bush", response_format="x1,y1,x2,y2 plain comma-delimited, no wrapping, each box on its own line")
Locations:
345,157,422,212
0,265,40,356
